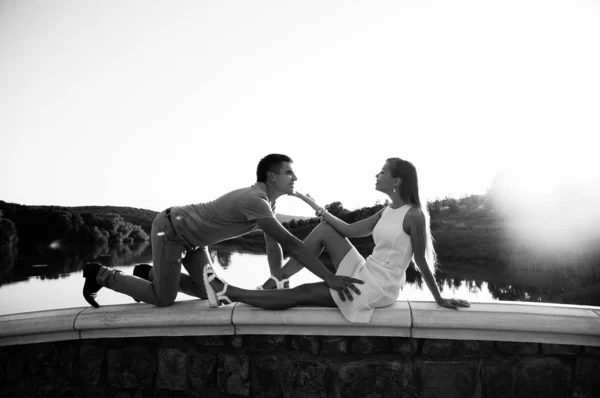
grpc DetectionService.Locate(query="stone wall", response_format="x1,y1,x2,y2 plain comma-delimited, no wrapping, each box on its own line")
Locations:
1,335,599,398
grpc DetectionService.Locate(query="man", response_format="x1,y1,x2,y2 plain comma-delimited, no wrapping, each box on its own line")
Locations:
83,154,363,308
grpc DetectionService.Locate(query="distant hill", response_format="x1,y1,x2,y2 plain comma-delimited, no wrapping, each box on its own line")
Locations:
276,213,312,223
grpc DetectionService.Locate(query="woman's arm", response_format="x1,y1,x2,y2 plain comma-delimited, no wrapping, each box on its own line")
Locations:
291,192,383,237
405,207,470,310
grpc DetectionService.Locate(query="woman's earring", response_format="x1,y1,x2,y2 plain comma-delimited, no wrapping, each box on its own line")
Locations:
393,187,396,193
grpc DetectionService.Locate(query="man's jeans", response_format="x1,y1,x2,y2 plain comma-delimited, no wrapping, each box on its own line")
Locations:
96,209,208,306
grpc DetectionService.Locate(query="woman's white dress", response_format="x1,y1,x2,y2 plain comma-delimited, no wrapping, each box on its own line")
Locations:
330,204,414,323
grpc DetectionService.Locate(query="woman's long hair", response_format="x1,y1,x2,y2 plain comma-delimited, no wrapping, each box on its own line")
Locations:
387,158,437,275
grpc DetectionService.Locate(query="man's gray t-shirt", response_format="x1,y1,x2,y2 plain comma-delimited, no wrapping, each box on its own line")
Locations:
169,183,276,247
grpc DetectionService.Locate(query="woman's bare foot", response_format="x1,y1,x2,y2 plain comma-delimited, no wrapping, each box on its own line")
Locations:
259,275,289,290
210,274,225,293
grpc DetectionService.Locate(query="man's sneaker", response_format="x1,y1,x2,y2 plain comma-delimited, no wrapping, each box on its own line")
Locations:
82,262,103,308
133,263,152,280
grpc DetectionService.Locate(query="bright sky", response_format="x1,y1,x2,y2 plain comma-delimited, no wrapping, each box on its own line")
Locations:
1,0,598,218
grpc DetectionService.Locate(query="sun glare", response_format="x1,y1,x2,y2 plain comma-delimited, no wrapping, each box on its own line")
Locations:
490,160,600,254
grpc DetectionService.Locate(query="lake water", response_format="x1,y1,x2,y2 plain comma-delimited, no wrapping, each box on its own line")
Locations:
1,241,598,316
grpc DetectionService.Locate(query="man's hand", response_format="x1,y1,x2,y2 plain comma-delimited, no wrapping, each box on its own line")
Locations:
326,275,364,302
436,298,470,310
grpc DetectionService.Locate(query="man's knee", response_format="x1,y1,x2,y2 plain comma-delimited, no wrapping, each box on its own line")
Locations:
155,293,177,307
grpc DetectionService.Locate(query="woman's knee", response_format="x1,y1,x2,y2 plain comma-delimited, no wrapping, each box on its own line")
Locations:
313,221,341,239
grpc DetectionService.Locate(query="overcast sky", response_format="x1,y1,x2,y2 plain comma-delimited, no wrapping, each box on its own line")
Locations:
1,0,598,217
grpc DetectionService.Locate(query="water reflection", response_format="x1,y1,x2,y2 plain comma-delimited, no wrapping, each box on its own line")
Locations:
0,241,152,287
0,241,599,316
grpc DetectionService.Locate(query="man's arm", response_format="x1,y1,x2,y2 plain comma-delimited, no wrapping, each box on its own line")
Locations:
264,232,283,275
256,217,364,301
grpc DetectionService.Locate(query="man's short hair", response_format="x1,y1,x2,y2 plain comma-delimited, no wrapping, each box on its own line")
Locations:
256,154,292,183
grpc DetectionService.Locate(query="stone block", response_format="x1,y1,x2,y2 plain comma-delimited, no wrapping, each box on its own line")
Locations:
279,358,331,398
0,348,4,383
37,383,59,398
107,346,156,389
80,344,106,386
189,351,217,391
517,357,571,398
57,386,83,398
157,347,188,391
391,338,418,359
291,335,320,355
497,342,539,355
5,347,25,381
322,337,348,356
27,342,73,381
248,335,286,352
574,357,600,397
422,339,457,357
417,360,479,398
584,346,600,356
218,354,250,396
338,360,414,398
351,336,390,354
541,344,580,356
250,355,283,398
481,358,517,398
195,336,224,347
5,378,39,398
230,336,244,348
81,385,109,398
458,340,494,358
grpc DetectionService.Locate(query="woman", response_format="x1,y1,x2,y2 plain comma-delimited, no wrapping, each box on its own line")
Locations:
203,158,469,323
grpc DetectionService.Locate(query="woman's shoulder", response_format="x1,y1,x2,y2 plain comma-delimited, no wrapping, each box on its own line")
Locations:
404,205,425,222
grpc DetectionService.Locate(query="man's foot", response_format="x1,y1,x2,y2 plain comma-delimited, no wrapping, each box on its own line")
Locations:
132,263,152,302
82,262,103,308
133,263,152,280
202,264,232,308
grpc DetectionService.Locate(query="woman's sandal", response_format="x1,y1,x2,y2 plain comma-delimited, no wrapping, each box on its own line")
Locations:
203,264,233,308
256,275,290,290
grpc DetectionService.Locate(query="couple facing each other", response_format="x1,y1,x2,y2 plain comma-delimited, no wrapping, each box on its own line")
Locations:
83,154,468,324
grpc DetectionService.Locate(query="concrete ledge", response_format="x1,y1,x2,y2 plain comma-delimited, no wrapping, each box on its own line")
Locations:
411,301,600,346
233,301,411,336
1,300,599,347
0,308,82,346
75,301,234,340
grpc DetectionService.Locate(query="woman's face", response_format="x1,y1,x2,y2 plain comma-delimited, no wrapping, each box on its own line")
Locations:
375,161,396,193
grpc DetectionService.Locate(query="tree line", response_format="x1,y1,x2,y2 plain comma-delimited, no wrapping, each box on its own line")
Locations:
0,194,489,248
0,201,150,248
280,194,488,229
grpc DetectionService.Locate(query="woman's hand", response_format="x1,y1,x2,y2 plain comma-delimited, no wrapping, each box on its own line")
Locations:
436,298,470,311
290,191,321,212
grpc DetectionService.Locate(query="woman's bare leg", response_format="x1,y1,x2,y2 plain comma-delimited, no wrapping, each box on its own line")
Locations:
213,278,336,310
262,222,354,288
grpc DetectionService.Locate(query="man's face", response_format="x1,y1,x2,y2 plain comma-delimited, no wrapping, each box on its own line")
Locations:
271,161,297,194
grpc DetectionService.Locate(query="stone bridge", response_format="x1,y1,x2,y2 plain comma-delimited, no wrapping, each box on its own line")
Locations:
1,300,599,397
